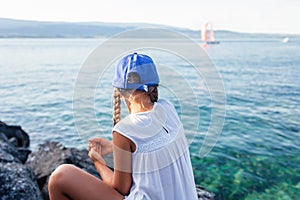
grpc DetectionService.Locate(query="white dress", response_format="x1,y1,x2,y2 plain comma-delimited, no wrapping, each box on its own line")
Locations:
113,99,198,200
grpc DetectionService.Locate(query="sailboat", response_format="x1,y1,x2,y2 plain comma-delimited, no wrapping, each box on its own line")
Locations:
282,37,289,43
201,22,220,44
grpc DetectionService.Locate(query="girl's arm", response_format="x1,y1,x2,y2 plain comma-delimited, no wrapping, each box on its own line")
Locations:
89,132,133,196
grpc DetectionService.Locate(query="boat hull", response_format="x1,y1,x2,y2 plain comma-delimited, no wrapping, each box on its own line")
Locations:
205,41,220,45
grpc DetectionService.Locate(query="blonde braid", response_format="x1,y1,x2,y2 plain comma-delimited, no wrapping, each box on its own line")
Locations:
113,88,121,126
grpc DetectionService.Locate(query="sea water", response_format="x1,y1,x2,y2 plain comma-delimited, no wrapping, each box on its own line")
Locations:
0,37,299,199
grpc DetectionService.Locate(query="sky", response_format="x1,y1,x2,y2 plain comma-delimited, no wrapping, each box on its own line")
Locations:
1,0,299,34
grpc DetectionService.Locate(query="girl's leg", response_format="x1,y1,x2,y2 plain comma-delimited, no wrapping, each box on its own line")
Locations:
48,164,124,200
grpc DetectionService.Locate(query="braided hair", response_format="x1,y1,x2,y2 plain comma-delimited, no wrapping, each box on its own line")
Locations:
113,88,121,126
112,85,158,126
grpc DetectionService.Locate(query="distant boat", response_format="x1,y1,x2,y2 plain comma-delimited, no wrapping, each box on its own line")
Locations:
282,37,289,43
201,22,220,45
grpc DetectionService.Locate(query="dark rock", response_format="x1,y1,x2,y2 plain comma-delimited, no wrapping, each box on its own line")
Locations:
0,134,22,164
0,150,19,163
25,141,72,199
16,147,32,164
0,131,8,141
26,141,71,181
0,132,30,164
26,141,102,199
0,130,41,200
0,121,30,147
196,185,215,200
0,161,42,200
8,137,18,147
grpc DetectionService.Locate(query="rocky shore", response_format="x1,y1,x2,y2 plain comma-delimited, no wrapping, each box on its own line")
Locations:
0,121,215,200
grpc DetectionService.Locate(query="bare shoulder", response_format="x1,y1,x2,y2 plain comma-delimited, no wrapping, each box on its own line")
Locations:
112,131,136,153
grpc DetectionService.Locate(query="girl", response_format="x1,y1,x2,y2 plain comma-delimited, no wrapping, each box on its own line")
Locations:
48,53,198,200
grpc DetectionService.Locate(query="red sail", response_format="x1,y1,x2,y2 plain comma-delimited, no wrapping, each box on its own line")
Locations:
201,22,216,42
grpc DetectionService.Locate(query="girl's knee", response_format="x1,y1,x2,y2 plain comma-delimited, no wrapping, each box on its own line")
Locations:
49,164,75,189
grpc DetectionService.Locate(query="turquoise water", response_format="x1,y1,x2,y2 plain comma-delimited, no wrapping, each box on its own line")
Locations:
0,37,299,199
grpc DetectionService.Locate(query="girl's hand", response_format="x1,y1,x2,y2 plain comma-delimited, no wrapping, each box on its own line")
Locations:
88,138,113,156
88,147,106,165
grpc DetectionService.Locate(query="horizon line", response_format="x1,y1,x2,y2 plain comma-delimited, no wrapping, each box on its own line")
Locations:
0,17,298,36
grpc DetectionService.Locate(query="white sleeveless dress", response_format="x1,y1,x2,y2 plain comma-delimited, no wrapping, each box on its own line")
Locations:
113,99,198,200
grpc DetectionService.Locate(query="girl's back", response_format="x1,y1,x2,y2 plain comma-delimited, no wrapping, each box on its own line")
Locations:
114,99,198,200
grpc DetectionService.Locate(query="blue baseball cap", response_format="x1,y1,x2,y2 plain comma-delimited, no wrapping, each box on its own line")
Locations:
113,53,159,92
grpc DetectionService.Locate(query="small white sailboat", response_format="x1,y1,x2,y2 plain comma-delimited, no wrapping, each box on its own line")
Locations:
201,22,220,44
282,37,289,43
